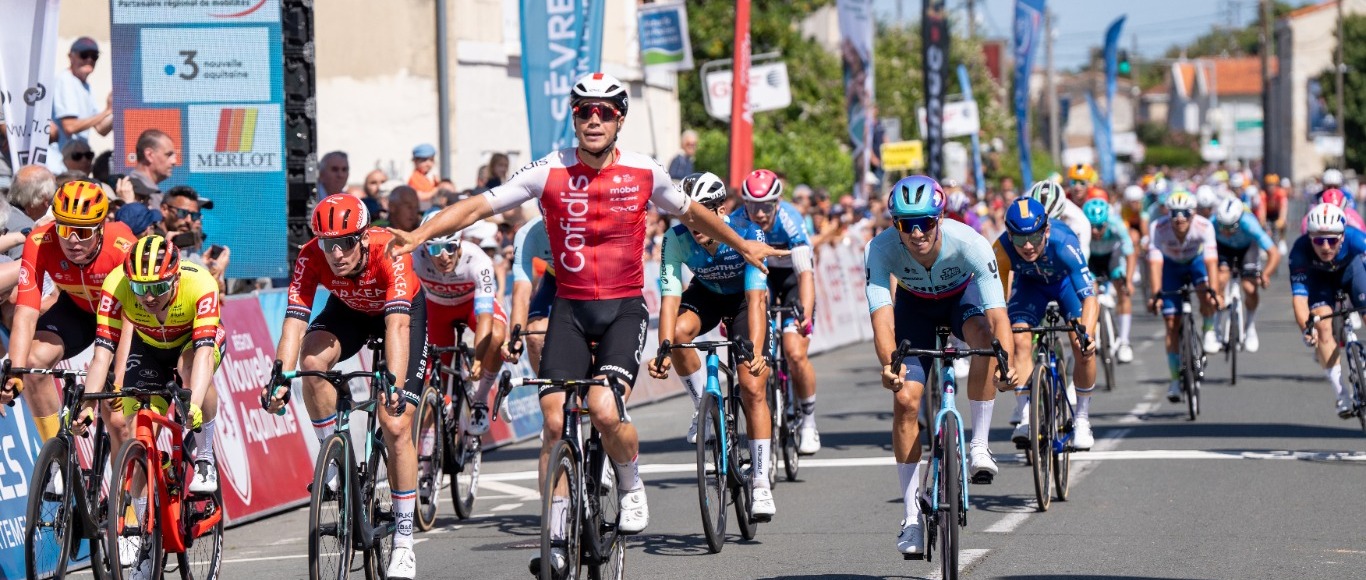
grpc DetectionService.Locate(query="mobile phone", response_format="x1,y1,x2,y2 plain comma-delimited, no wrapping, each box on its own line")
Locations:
207,245,225,259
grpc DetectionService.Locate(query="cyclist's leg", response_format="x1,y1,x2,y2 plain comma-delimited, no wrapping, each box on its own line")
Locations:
1006,282,1046,429
584,298,649,475
1116,251,1134,347
774,270,818,437
538,296,591,482
425,301,459,375
1056,279,1097,427
891,289,940,545
469,301,509,403
1160,262,1187,397
298,297,363,442
672,284,719,407
378,296,429,553
1192,259,1218,331
525,274,557,372
1242,245,1263,332
176,336,224,491
729,292,772,477
25,294,94,440
954,284,1000,477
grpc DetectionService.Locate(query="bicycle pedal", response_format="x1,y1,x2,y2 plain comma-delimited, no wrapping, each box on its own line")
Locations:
751,513,772,524
971,472,994,485
903,552,926,561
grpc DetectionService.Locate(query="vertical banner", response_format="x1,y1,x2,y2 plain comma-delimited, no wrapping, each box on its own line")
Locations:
728,0,753,189
520,0,606,159
109,1,287,279
837,0,875,197
957,64,985,194
638,1,694,74
922,0,949,179
1012,0,1045,186
1087,92,1112,180
0,0,61,170
1100,15,1126,185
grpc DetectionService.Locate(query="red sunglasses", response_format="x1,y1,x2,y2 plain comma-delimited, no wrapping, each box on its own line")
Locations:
572,103,622,122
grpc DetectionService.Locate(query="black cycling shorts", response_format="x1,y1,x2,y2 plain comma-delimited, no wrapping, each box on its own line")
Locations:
1216,242,1261,277
767,267,812,332
36,292,98,358
529,273,558,320
124,333,224,390
679,284,768,358
306,291,429,403
539,296,648,397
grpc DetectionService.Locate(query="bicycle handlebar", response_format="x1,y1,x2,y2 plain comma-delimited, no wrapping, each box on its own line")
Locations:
893,339,1011,382
1305,305,1366,335
2,360,90,407
652,337,755,375
507,324,547,356
1012,319,1093,352
260,359,400,414
492,370,623,424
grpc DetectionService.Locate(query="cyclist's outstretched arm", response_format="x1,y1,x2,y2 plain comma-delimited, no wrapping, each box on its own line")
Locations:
383,313,411,409
985,307,1018,387
391,195,497,256
678,204,784,272
189,344,217,408
650,294,682,379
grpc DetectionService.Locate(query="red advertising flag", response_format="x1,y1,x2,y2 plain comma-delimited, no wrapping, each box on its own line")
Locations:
728,0,754,189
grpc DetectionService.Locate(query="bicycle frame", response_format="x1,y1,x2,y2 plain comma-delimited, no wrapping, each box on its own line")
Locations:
659,340,743,477
922,330,970,521
1030,309,1078,454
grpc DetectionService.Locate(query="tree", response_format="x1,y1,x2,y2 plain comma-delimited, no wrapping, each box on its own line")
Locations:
1326,14,1366,170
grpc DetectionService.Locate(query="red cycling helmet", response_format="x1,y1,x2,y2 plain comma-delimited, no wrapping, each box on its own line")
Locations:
1321,188,1348,208
311,194,370,238
741,169,784,203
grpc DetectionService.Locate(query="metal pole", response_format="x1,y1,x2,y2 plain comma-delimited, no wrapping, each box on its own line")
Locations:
1337,0,1346,145
967,0,976,38
1261,0,1273,171
1047,10,1060,165
436,0,452,180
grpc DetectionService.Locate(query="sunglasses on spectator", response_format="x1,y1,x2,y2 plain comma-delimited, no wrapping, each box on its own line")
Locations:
168,207,201,221
67,151,94,161
1011,231,1047,247
130,279,174,297
1169,209,1193,220
56,224,100,242
77,50,98,62
320,234,362,253
894,216,939,234
1312,235,1344,247
425,241,459,257
572,103,622,122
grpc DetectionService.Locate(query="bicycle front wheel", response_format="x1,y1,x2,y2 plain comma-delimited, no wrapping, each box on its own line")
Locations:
25,436,75,580
1229,298,1243,385
362,440,393,580
1099,308,1116,391
695,394,728,553
414,386,444,531
449,387,482,520
938,411,962,580
587,454,624,580
1028,364,1053,512
309,434,352,580
542,440,582,579
1053,373,1073,502
107,439,162,580
730,394,758,542
1346,341,1366,433
177,470,225,580
1182,314,1201,420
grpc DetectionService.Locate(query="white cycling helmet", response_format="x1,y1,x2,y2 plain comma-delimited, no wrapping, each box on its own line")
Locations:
1215,198,1244,226
1195,185,1219,208
421,211,463,246
1324,168,1345,187
1229,173,1245,188
1123,185,1145,203
1306,203,1347,234
571,72,629,115
1165,190,1197,212
1026,180,1067,219
679,172,728,210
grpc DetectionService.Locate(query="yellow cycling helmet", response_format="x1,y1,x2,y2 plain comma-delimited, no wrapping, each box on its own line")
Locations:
1067,164,1097,184
123,235,181,283
52,180,109,226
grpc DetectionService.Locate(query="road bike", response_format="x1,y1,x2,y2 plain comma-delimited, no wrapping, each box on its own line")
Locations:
894,333,1008,580
1307,297,1366,433
494,371,626,580
1013,304,1089,511
1163,285,1208,421
654,337,761,553
414,321,484,527
1094,278,1119,392
1218,265,1247,385
766,304,801,483
15,363,119,580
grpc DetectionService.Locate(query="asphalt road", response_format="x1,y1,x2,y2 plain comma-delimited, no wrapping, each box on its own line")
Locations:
164,271,1366,579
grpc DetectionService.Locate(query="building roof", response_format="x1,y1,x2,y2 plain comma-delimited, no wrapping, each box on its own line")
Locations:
1210,57,1277,97
1285,0,1337,20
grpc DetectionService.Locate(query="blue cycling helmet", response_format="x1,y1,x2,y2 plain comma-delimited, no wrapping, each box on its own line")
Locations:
887,176,946,218
1082,198,1111,227
1004,198,1049,235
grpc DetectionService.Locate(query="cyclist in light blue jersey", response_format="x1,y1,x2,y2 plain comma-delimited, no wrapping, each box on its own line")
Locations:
1213,198,1280,353
864,175,1017,557
502,215,555,371
1084,198,1137,363
649,172,775,521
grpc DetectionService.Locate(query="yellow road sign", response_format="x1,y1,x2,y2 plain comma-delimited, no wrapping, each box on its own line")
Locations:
881,140,924,171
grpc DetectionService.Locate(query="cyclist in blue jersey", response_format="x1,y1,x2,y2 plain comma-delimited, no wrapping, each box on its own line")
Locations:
501,215,555,371
864,175,1017,557
1213,198,1281,353
1084,198,1137,363
731,169,823,455
995,198,1099,451
1292,203,1366,419
648,172,774,521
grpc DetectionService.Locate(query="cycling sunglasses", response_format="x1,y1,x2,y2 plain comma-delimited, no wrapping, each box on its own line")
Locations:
894,216,939,234
130,279,174,297
319,234,362,253
1169,209,1193,220
56,224,100,242
169,207,202,221
1312,235,1344,247
425,241,459,257
572,103,622,122
1010,231,1047,247
745,200,778,215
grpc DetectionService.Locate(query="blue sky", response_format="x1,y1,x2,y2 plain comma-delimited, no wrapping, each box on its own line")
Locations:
871,0,1320,69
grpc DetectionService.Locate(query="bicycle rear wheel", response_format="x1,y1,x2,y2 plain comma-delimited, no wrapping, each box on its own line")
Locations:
1346,341,1366,433
780,376,801,482
25,436,74,580
362,441,393,580
1182,314,1201,420
541,440,582,579
449,386,482,520
1053,372,1073,502
1027,364,1053,512
586,449,624,580
696,394,728,553
308,434,352,580
1229,297,1243,385
731,393,758,541
938,412,962,580
765,376,780,489
177,474,225,580
107,439,162,580
1099,308,1116,391
414,386,444,531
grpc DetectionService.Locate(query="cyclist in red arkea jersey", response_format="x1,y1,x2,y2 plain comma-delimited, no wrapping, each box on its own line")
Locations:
389,73,785,571
262,194,427,579
1,181,136,445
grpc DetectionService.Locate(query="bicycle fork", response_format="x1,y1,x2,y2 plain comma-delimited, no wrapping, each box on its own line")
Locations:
705,352,730,477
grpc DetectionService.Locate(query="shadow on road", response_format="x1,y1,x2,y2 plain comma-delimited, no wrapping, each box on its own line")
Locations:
968,492,1035,513
634,532,753,557
455,513,540,540
1111,421,1363,440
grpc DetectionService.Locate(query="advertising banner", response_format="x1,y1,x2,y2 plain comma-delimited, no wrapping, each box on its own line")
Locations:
916,100,981,141
1088,92,1113,182
922,0,950,179
108,0,288,279
838,0,875,194
638,1,693,73
957,65,986,194
702,61,791,121
1012,0,1046,186
520,0,606,159
1100,16,1125,185
0,396,43,579
0,0,62,170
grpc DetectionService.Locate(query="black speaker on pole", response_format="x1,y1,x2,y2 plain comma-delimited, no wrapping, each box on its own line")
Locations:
281,0,317,266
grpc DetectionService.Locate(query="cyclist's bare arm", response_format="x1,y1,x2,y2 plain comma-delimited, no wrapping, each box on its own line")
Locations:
390,195,496,256
798,271,815,328
650,295,682,378
189,345,217,408
275,317,309,372
678,203,786,272
383,313,411,410
746,288,769,373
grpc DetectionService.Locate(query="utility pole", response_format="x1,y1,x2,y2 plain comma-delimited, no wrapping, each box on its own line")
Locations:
967,0,976,38
1047,10,1060,165
898,0,903,27
1337,0,1347,147
1261,0,1273,172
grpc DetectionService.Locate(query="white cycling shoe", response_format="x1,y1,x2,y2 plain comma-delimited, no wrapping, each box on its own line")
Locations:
685,411,698,444
798,423,821,455
189,460,218,494
618,488,649,534
44,465,64,498
386,546,416,580
1117,342,1134,363
751,487,775,522
1244,325,1260,353
1337,397,1357,419
1011,422,1031,449
1071,417,1094,450
1203,330,1222,354
897,518,924,557
968,444,998,483
1008,400,1023,425
528,547,567,578
1167,380,1183,403
118,536,141,567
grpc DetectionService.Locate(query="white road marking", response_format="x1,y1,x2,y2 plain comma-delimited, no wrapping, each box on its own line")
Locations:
928,548,990,579
490,502,524,512
982,511,1033,534
479,479,541,500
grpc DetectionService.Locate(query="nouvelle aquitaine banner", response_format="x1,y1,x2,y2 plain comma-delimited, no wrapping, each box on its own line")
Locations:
1100,15,1126,185
728,0,754,190
521,0,606,159
837,0,875,197
957,64,985,195
109,0,288,279
1087,92,1112,182
0,0,61,171
1012,0,1045,187
922,0,949,180
638,1,694,74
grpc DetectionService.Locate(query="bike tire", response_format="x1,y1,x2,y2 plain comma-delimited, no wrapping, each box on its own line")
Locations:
1346,342,1366,433
766,377,780,489
541,440,582,579
308,434,352,580
1182,314,1200,420
25,436,74,580
177,476,225,580
586,449,625,580
731,389,758,542
939,412,962,580
780,361,801,481
1229,298,1242,386
107,439,162,580
449,386,482,520
696,393,728,553
413,386,444,531
362,439,393,580
1027,364,1052,512
1053,371,1073,502
1100,308,1116,391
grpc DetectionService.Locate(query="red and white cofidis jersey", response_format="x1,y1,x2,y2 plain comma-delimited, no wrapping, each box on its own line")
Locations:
17,221,137,313
413,240,496,311
287,228,420,319
482,148,690,300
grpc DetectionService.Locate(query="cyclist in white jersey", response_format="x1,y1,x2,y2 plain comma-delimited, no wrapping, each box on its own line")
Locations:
1025,180,1091,260
864,176,1017,557
1146,191,1222,402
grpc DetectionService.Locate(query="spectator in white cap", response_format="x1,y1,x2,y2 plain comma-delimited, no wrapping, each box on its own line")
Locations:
408,143,438,206
51,37,113,173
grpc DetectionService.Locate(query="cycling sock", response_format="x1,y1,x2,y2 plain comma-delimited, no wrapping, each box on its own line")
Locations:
682,368,707,407
1202,318,1214,333
35,413,59,441
969,400,993,447
1119,313,1132,343
391,489,416,549
1327,365,1346,399
1167,353,1181,379
197,419,217,464
750,439,771,489
1014,393,1029,423
898,462,921,521
614,455,643,492
312,414,338,442
1245,308,1257,330
1075,386,1094,420
476,369,498,403
549,497,569,540
800,396,817,423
